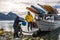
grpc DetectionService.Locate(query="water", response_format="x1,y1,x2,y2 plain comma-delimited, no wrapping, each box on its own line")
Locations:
0,20,60,33
0,20,14,32
0,20,38,35
0,20,60,40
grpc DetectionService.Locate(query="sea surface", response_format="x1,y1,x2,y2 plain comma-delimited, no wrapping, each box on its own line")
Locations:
0,20,60,40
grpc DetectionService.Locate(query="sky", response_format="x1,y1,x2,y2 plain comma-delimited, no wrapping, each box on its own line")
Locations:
0,0,60,14
0,0,60,31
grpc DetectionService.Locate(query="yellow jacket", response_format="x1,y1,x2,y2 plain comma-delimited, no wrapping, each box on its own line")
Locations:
25,14,33,22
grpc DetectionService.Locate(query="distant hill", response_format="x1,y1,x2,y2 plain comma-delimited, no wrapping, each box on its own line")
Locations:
0,12,18,20
0,12,59,20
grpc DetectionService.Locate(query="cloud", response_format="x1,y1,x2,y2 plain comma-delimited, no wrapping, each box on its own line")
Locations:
0,0,60,13
0,0,41,13
0,0,28,13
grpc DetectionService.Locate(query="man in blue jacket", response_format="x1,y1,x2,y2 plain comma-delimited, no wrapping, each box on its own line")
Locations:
13,16,24,38
13,16,19,38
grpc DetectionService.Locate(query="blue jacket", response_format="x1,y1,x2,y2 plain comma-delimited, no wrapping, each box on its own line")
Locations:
13,16,24,29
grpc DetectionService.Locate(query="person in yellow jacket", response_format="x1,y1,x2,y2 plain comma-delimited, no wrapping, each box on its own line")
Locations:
25,11,33,31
